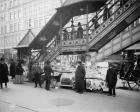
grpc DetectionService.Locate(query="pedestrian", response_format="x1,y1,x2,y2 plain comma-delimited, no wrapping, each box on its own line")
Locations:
14,60,24,84
92,15,99,30
119,63,125,78
75,61,86,94
103,6,110,22
63,28,68,40
70,24,76,40
106,64,118,97
31,62,42,88
44,60,54,90
10,59,16,79
0,57,9,89
77,22,83,39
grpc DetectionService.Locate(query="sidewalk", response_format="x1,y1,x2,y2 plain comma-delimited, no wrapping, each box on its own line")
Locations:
0,81,140,112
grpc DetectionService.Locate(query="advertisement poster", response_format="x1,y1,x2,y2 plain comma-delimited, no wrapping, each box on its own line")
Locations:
85,62,108,91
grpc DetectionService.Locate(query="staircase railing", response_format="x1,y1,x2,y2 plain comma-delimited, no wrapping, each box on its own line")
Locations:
43,0,139,62
88,0,139,48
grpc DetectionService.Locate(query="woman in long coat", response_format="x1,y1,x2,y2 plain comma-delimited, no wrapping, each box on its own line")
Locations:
0,58,9,88
75,61,86,93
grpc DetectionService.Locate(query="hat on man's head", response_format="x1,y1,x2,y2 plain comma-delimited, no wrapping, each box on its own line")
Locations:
109,62,119,69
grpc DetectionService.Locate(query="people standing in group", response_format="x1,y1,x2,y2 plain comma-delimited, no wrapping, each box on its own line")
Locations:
106,64,118,97
75,61,86,94
14,60,24,84
31,61,42,88
77,22,83,39
0,57,9,89
44,60,54,90
10,59,16,79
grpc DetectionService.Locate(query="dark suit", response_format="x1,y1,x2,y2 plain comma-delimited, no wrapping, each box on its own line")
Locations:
44,64,53,90
0,63,9,88
106,67,118,95
75,64,86,93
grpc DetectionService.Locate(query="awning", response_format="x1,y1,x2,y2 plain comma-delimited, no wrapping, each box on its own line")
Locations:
29,0,107,49
15,29,35,49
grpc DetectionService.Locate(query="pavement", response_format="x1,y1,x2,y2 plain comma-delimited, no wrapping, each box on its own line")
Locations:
0,80,140,112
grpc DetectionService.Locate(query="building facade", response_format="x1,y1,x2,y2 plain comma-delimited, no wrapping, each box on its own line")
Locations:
0,0,64,56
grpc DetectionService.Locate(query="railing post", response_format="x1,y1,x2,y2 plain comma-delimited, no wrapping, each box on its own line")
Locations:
59,13,63,48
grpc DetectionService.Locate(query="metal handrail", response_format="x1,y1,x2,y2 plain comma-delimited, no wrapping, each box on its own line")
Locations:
88,0,120,29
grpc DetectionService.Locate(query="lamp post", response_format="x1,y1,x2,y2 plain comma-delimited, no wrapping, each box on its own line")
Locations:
3,36,6,57
86,4,89,53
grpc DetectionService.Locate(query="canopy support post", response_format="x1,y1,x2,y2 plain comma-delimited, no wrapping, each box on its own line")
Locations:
86,4,89,54
59,13,63,47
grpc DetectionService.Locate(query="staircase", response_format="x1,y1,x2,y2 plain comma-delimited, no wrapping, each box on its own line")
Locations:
89,0,140,51
91,24,140,62
40,0,140,62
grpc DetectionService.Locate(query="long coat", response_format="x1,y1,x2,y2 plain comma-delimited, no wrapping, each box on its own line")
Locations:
77,27,83,39
10,62,16,77
31,64,42,82
75,65,86,90
44,64,53,80
16,64,24,75
0,63,9,83
106,68,118,87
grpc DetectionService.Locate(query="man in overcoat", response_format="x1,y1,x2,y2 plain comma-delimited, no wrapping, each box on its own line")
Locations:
0,57,9,88
31,62,42,88
75,61,86,93
106,64,118,97
44,60,53,90
10,59,16,79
